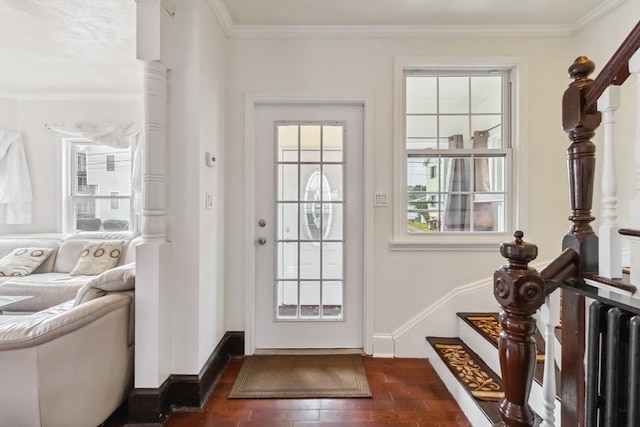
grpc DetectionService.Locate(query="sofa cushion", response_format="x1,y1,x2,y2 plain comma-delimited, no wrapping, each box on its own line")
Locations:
74,263,135,305
0,236,64,274
0,248,54,277
70,241,125,276
0,273,92,312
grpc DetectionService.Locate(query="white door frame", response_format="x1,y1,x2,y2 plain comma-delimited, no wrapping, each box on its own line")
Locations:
244,95,374,355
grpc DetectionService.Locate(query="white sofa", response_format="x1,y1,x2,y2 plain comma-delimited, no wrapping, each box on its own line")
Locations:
0,232,140,427
0,294,133,427
0,232,139,313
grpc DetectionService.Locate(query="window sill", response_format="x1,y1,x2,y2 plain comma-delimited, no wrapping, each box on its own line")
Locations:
389,234,510,252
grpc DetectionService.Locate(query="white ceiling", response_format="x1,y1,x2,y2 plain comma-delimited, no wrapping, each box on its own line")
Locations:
0,0,630,97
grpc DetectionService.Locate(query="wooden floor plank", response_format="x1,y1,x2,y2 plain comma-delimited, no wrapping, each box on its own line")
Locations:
104,356,472,427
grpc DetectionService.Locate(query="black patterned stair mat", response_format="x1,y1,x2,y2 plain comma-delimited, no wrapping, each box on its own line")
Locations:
459,312,545,362
427,337,503,402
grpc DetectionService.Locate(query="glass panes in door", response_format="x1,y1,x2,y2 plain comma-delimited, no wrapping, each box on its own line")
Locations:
276,123,345,320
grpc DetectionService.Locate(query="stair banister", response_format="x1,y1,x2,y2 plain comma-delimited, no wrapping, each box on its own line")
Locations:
584,21,640,110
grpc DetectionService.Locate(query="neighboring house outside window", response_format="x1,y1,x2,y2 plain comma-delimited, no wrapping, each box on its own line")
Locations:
64,140,132,232
393,57,526,250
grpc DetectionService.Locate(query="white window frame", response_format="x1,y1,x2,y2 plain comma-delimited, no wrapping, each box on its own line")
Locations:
61,138,135,234
392,56,529,250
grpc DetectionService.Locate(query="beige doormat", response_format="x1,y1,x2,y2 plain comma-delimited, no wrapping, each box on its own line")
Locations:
229,354,372,399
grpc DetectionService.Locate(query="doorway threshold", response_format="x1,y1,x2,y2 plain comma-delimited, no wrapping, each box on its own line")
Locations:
253,348,365,355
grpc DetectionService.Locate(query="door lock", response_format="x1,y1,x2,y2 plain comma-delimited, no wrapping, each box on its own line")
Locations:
257,237,267,245
258,219,266,227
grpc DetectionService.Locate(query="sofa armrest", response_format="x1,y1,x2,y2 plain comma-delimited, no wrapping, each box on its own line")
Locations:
73,263,135,306
0,293,131,350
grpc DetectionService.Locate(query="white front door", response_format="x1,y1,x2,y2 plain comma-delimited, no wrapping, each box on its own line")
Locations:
254,103,364,350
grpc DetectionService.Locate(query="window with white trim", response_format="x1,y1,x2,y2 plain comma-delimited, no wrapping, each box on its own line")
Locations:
64,141,132,232
393,58,521,249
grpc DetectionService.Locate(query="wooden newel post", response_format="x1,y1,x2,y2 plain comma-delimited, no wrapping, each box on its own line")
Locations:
560,56,601,426
494,231,546,427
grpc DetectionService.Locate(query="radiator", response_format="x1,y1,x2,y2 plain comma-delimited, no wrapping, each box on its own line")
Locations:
586,302,640,426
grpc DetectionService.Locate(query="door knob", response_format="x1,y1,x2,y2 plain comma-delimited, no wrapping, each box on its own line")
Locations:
258,219,266,227
257,237,267,245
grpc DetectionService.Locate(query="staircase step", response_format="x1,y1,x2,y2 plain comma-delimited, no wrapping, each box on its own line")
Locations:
426,336,502,426
456,312,561,423
458,312,545,362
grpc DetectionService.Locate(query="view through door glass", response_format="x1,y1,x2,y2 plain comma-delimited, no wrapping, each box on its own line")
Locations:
276,123,345,320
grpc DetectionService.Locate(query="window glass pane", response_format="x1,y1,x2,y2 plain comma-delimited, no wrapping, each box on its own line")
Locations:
440,117,470,148
326,203,343,240
278,164,298,201
475,156,506,193
322,242,343,279
439,76,469,114
278,125,299,162
299,242,320,279
473,199,505,232
74,144,131,196
322,126,343,161
277,242,298,279
406,76,437,114
299,281,320,318
277,281,298,318
471,76,502,114
322,281,343,318
442,194,471,231
300,125,321,162
323,165,343,201
444,157,472,192
278,203,298,240
406,115,436,139
471,116,502,148
407,138,438,149
74,198,130,232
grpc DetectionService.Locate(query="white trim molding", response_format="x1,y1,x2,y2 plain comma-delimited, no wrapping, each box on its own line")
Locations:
207,0,626,40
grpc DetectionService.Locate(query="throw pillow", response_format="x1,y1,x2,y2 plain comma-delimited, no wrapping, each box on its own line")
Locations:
0,248,54,277
70,240,125,276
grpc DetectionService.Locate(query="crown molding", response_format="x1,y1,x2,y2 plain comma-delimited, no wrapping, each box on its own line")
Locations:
208,0,626,40
0,92,142,102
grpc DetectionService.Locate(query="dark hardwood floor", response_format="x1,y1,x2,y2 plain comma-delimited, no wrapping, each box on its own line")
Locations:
105,356,472,427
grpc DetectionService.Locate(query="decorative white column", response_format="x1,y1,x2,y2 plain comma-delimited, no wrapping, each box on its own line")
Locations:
141,60,168,242
597,85,622,279
539,295,558,427
134,0,173,391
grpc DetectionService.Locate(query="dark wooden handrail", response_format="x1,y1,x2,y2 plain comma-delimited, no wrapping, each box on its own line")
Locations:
585,20,640,109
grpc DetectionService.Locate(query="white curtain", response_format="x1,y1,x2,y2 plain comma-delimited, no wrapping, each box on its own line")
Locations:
45,122,144,214
0,129,34,225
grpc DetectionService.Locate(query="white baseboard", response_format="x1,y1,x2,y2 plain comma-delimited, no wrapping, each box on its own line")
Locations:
371,333,394,358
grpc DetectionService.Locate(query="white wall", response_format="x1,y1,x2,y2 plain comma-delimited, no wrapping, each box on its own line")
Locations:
0,96,141,235
225,36,573,344
162,0,228,374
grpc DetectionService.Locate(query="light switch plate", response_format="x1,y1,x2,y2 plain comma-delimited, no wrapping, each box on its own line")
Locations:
374,192,389,207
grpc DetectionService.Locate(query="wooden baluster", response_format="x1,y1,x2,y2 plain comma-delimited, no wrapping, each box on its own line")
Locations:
598,85,622,279
494,231,546,427
561,56,602,427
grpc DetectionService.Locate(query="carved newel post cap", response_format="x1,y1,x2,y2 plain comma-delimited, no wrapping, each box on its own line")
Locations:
500,231,538,269
568,56,595,79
